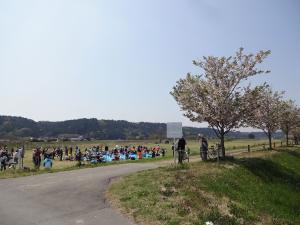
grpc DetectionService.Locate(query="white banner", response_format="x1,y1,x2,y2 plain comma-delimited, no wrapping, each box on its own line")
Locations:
167,122,183,138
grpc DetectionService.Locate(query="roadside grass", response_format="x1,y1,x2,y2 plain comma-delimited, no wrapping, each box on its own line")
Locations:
0,139,283,179
107,147,300,225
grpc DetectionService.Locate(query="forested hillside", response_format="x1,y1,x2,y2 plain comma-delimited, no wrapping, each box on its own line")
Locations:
0,116,282,140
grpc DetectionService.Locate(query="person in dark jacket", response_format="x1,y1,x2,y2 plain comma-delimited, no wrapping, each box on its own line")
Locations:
177,137,186,164
0,149,8,171
32,148,42,170
199,134,208,161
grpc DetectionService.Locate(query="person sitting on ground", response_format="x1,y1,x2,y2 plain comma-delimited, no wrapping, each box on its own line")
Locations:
151,150,156,158
43,156,53,169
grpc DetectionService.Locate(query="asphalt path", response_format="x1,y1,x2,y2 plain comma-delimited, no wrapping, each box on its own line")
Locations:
0,162,164,225
0,150,252,225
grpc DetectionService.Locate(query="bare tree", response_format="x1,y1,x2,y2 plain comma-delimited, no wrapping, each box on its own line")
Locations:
171,48,271,157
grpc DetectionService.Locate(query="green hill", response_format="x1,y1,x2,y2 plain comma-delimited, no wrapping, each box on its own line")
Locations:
0,115,283,140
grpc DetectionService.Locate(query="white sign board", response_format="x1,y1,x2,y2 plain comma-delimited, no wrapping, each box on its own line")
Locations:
167,122,183,138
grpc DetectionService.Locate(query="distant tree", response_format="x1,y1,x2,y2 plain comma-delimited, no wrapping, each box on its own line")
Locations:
249,87,284,150
171,48,271,157
290,110,300,145
292,127,300,145
248,133,256,139
280,100,299,146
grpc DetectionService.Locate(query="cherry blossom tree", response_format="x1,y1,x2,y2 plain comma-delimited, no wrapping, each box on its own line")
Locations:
291,110,300,145
250,87,284,150
280,100,299,146
292,127,300,145
171,48,271,157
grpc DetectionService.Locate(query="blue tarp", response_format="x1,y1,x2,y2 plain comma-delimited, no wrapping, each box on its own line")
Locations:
120,154,126,160
129,153,137,160
103,155,113,162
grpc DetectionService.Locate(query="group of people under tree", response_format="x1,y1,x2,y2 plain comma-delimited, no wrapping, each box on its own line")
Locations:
173,134,210,164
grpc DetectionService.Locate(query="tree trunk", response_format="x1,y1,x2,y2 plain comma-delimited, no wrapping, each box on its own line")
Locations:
268,131,272,150
220,130,225,158
295,137,299,145
286,129,289,146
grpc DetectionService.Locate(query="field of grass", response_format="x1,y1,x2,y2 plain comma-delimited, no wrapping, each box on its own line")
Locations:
108,147,300,225
0,139,283,179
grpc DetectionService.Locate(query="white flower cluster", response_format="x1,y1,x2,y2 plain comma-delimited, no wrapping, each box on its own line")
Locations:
205,221,214,225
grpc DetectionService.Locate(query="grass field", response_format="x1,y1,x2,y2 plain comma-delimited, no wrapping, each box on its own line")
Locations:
0,139,283,179
108,147,300,225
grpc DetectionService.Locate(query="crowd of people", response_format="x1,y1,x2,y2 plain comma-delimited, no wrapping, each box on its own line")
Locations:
0,144,167,171
0,146,24,171
0,135,211,171
32,144,166,169
84,145,165,163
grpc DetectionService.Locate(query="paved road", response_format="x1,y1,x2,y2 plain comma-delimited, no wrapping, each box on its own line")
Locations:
0,150,252,225
0,162,163,225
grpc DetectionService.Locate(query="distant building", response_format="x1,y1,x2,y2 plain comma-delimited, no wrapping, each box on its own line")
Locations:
70,136,84,142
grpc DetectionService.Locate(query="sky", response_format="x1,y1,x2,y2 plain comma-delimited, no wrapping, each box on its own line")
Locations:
0,0,299,128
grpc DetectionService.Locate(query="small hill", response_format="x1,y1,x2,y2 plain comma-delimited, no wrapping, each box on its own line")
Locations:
0,115,283,140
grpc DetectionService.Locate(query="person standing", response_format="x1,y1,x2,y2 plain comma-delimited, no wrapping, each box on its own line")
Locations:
33,148,42,170
32,149,38,169
13,149,18,165
199,134,208,161
59,147,63,161
177,137,186,164
137,147,143,160
10,148,14,157
0,149,8,171
17,147,23,169
69,147,73,158
76,148,82,166
64,146,68,157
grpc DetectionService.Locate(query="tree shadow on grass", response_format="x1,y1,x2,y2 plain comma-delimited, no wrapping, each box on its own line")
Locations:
228,154,300,191
283,149,300,159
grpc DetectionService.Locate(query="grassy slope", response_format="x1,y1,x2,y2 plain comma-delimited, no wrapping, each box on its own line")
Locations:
108,147,300,225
